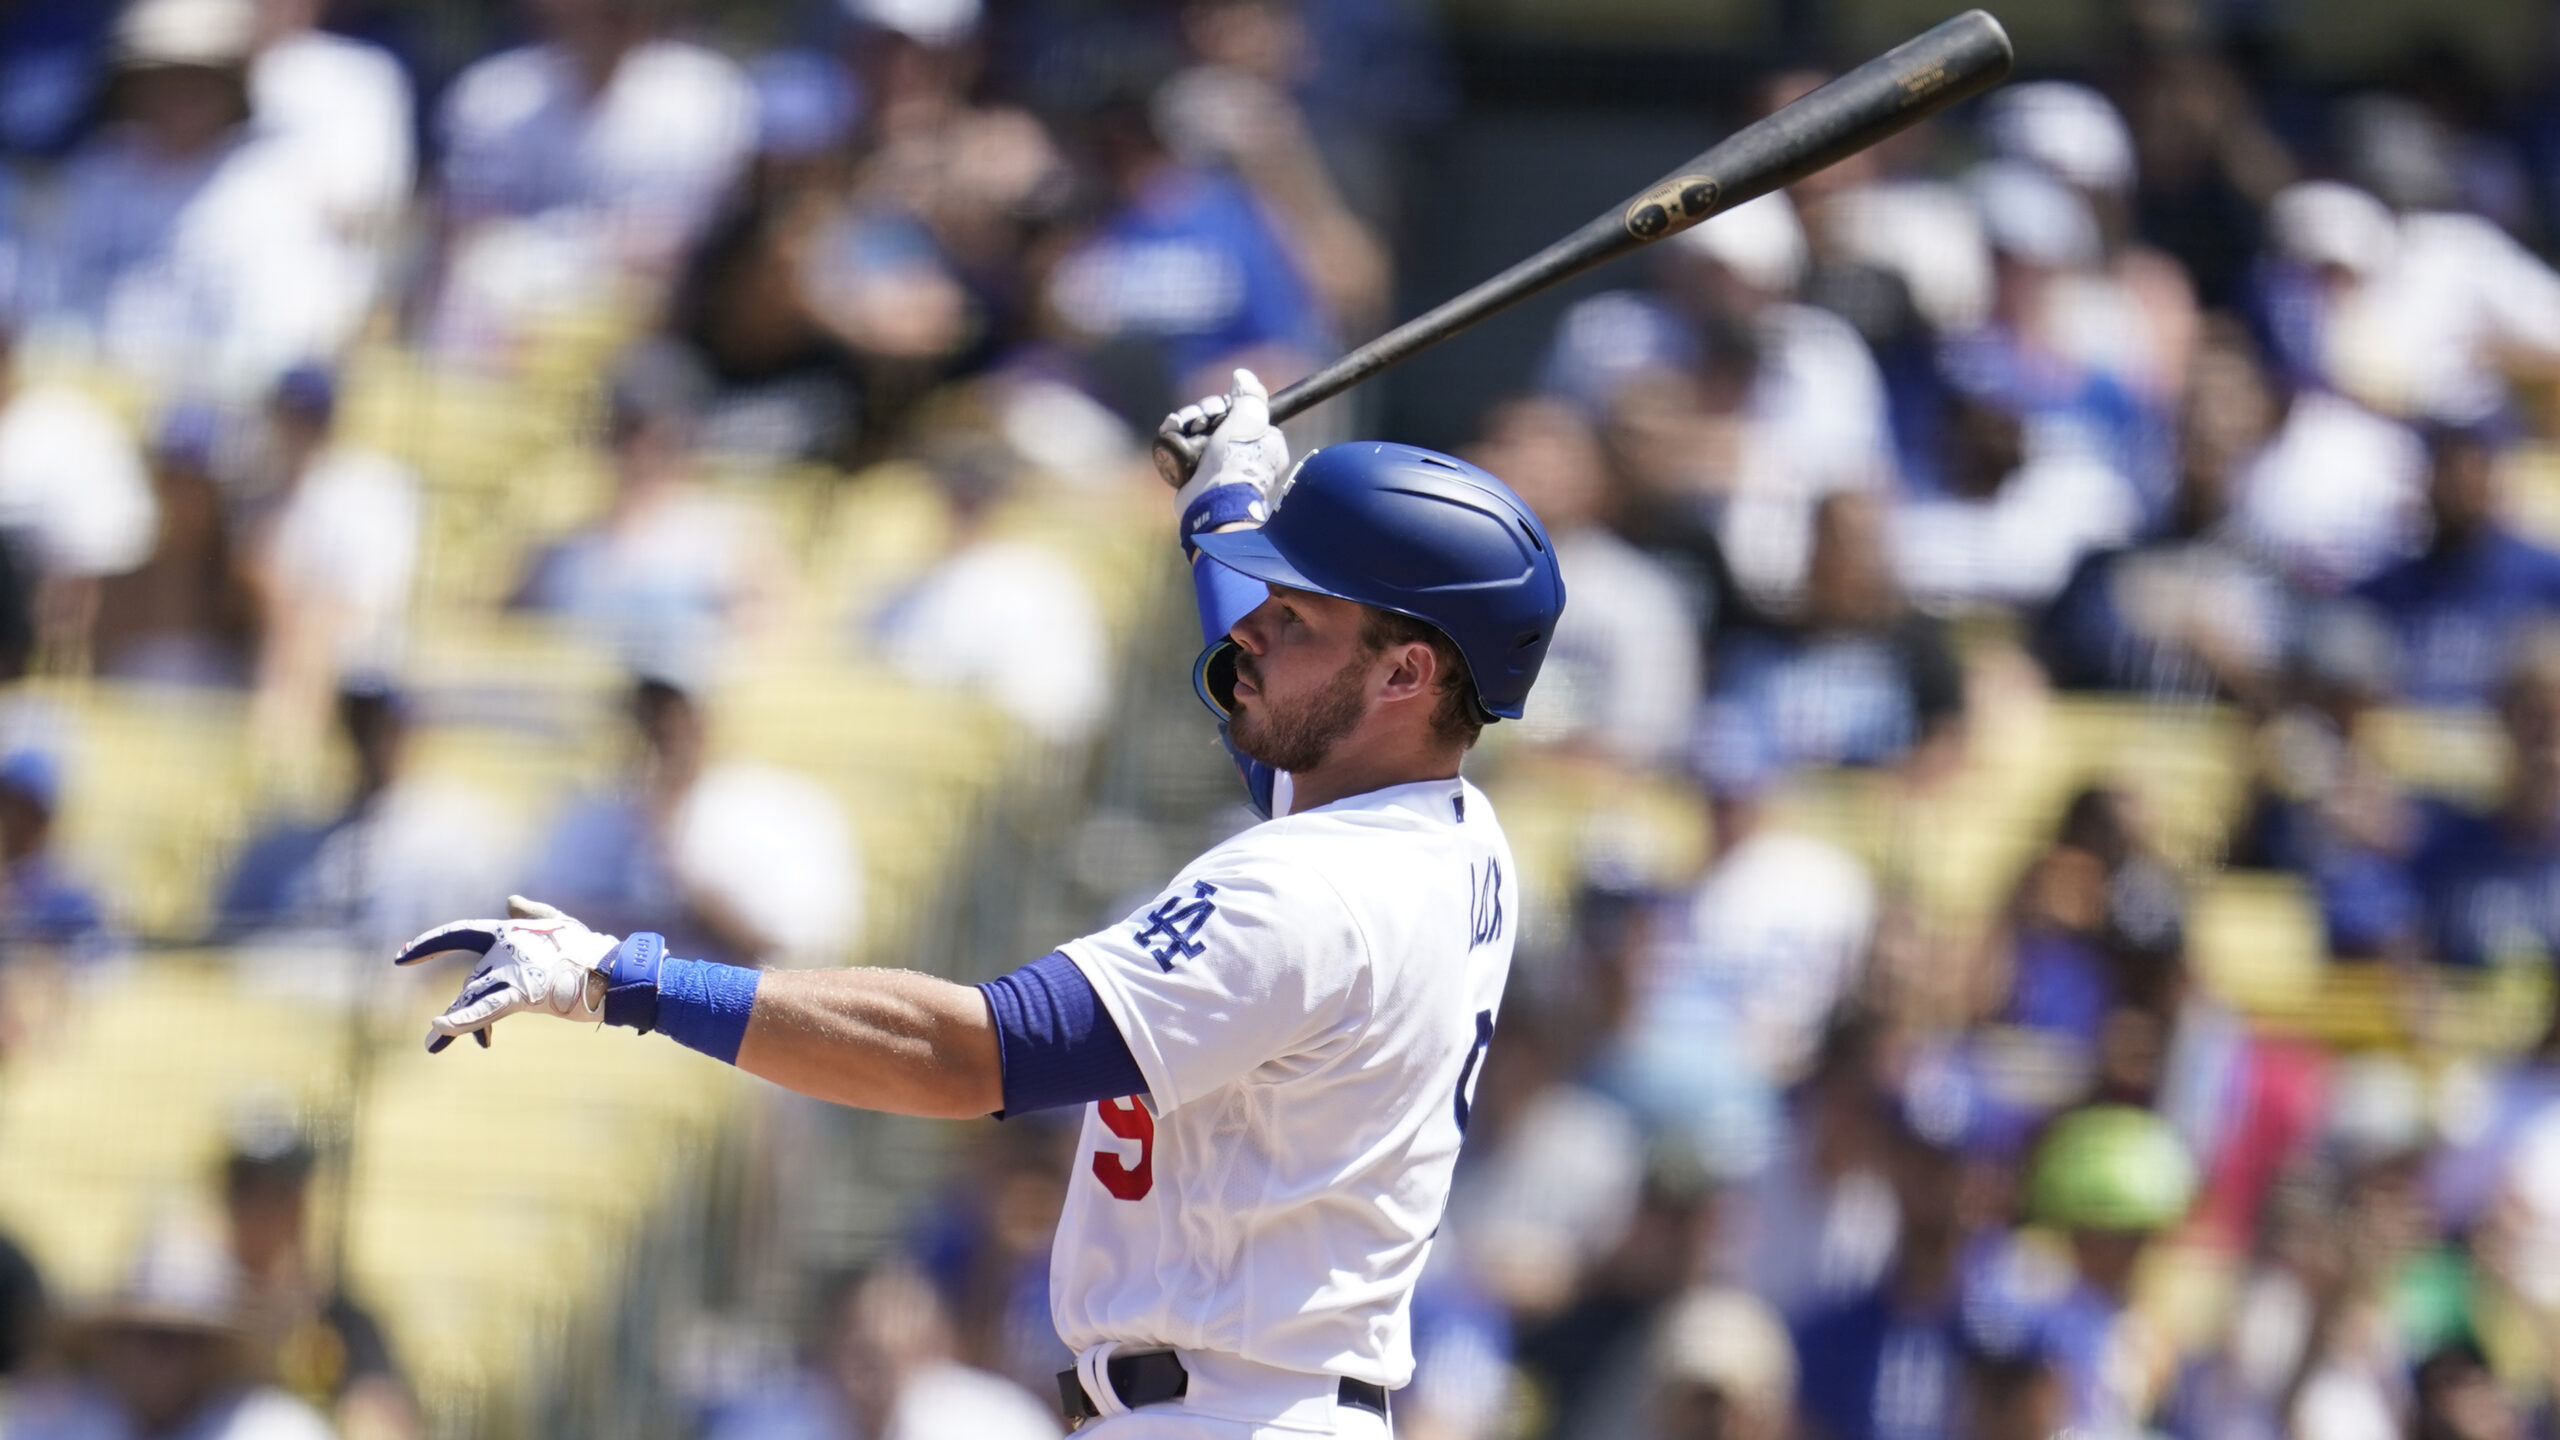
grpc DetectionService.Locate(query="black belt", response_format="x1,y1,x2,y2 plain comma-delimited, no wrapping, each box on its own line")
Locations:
1058,1350,1389,1426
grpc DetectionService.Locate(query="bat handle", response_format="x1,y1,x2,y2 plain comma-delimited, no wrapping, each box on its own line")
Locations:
1152,424,1207,488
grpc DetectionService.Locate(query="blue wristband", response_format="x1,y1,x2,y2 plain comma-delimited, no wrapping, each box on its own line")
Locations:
657,957,762,1065
1180,484,1268,557
599,933,667,1032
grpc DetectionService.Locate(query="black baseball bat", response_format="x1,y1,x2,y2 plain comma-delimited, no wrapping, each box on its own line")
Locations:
1156,8,2013,484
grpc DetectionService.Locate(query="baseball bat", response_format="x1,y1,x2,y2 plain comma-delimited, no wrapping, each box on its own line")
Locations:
1156,8,2013,484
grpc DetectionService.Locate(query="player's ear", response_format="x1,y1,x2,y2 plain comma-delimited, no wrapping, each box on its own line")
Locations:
1377,640,1436,704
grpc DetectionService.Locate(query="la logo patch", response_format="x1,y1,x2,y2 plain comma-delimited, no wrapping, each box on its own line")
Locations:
1134,881,1220,970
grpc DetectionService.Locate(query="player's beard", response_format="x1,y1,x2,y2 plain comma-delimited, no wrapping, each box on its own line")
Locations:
1228,650,1370,774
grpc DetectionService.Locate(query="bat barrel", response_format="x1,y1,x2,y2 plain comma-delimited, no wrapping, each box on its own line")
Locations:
1622,8,2015,242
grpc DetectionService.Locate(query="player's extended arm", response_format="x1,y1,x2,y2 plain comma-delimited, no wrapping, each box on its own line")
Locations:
735,967,999,1118
394,900,1140,1121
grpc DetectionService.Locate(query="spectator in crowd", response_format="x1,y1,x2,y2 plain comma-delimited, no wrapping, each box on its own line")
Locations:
0,328,157,673
90,405,256,687
1604,713,1876,1182
1713,488,1965,776
2235,605,2425,961
2118,17,2296,310
246,0,413,261
1726,1015,1900,1324
2041,319,2294,704
906,1118,1076,1398
1042,82,1329,420
430,0,755,359
218,1107,417,1440
866,431,1110,747
1623,1286,1797,1440
1788,1081,1979,1440
704,1261,1058,1440
1985,81,2200,412
2316,93,2560,429
2019,1104,2197,1435
1514,1142,1727,1434
1446,1011,1647,1336
1982,786,2189,1096
1466,396,1698,770
513,341,786,681
2352,423,2560,707
1,1212,334,1440
1949,1258,2072,1440
1547,190,1893,615
215,685,520,958
1397,1248,1517,1440
1954,157,2169,509
530,675,860,967
667,50,871,465
820,0,1074,427
0,745,116,966
34,0,367,392
2409,1337,2539,1440
237,365,420,755
1891,342,2142,612
2236,183,2431,593
2409,629,2560,969
1159,0,1394,338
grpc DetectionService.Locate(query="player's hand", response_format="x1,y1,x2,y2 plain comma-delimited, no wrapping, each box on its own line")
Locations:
1160,370,1291,551
392,896,620,1053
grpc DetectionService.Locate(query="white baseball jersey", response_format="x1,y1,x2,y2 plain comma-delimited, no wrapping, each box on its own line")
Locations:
1052,776,1517,1388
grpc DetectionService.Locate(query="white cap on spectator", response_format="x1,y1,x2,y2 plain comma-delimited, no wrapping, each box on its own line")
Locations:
843,0,981,47
1967,160,2101,268
2269,180,2398,278
1986,81,2135,194
1674,190,1807,296
114,0,256,69
1653,1286,1796,1404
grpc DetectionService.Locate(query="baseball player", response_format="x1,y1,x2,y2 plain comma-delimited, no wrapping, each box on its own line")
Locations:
393,370,1566,1436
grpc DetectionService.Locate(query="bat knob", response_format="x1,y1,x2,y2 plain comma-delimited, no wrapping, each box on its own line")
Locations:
1152,423,1207,489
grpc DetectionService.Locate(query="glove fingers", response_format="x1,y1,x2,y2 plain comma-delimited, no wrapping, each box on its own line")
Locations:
392,921,503,966
506,895,564,921
422,1023,497,1056
435,981,527,1035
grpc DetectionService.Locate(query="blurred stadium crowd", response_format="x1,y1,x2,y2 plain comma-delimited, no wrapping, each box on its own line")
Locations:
0,0,2554,1438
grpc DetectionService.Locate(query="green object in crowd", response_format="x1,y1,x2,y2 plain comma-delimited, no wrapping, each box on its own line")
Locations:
2029,1105,2199,1232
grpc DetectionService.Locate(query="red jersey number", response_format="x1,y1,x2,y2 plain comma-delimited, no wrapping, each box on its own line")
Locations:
1092,1096,1155,1201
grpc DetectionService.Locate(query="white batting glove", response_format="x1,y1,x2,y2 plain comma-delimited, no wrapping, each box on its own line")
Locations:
391,896,620,1053
1162,369,1291,555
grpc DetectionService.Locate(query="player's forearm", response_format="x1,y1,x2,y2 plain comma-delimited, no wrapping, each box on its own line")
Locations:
734,967,1002,1120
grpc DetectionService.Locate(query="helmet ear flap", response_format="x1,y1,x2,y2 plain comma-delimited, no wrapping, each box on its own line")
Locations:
1192,639,1244,721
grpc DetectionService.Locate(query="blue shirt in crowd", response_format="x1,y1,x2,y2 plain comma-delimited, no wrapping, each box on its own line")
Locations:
2354,525,2560,706
1793,1288,1961,1440
2410,798,2560,969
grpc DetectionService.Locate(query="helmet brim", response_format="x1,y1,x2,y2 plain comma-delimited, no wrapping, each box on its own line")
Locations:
1192,527,1329,599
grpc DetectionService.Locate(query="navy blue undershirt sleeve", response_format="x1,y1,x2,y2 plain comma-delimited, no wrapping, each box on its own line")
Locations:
976,951,1148,1116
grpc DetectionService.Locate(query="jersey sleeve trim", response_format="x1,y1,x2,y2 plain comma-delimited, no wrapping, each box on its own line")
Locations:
1057,939,1181,1115
977,951,1149,1116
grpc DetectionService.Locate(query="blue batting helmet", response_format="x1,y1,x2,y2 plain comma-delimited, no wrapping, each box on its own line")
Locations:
1192,442,1566,722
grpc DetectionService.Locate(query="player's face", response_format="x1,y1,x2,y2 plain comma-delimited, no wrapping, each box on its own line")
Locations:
1226,586,1377,773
